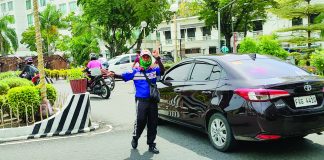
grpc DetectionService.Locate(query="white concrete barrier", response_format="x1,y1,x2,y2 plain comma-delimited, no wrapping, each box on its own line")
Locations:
0,93,98,142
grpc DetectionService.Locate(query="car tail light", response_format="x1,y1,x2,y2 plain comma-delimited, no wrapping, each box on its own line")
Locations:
256,134,281,140
234,88,290,102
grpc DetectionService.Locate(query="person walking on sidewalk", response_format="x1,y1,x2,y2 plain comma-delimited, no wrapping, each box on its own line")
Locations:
110,49,165,154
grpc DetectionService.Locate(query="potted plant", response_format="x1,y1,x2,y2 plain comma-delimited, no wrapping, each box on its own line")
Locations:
67,68,87,94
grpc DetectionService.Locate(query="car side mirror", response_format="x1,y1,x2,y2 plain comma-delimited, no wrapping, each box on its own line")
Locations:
161,76,173,86
115,61,120,65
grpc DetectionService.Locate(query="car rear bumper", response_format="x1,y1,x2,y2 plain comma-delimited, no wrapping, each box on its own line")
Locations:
257,111,324,137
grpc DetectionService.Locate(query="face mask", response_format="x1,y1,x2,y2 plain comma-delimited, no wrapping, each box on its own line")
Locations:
139,57,152,70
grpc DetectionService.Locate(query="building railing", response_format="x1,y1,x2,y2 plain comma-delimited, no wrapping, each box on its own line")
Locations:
187,37,196,41
165,39,173,44
203,35,211,40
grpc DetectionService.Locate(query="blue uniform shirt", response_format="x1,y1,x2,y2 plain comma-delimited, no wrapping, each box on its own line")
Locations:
121,67,161,98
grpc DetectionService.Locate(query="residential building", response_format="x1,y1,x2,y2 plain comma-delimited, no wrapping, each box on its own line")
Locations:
143,0,323,57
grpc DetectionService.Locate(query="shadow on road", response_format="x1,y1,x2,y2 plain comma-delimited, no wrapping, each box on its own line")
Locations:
158,122,324,160
90,96,110,101
124,149,154,160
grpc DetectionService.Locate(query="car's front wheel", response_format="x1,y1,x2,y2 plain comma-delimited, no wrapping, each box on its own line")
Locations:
208,113,236,152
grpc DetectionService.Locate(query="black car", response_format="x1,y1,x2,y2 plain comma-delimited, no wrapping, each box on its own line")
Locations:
157,54,324,152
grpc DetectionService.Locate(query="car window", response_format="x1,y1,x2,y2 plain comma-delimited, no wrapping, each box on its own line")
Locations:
164,63,193,81
189,63,214,81
209,65,223,81
230,58,310,79
131,55,137,62
119,56,130,64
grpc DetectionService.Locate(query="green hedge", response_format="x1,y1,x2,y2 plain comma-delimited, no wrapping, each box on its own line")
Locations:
7,86,41,118
36,84,57,105
0,82,10,95
0,71,20,80
2,77,34,89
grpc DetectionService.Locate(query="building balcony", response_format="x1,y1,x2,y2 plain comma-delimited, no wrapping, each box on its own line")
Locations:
187,37,196,42
165,39,172,44
203,36,211,40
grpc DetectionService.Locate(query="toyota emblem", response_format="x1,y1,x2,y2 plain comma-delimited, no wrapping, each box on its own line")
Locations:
304,84,312,92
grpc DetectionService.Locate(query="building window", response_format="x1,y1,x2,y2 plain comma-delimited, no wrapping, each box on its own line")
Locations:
180,29,186,39
164,31,171,40
310,14,320,24
69,1,77,12
292,17,303,26
156,31,160,41
209,47,217,54
27,14,34,27
39,0,46,7
185,48,200,54
59,3,67,15
252,20,263,31
187,28,196,38
26,0,32,10
1,3,7,13
202,27,211,36
8,1,13,11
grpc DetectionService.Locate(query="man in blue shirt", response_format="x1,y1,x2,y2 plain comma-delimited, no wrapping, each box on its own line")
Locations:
111,49,165,154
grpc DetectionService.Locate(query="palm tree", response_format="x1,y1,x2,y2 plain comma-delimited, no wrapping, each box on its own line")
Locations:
33,0,47,113
0,15,18,56
39,4,67,54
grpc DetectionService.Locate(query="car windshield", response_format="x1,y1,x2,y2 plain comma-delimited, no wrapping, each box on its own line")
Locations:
108,55,123,65
229,58,311,79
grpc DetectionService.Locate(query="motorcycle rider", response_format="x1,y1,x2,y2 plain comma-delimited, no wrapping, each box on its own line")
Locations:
19,57,39,80
110,49,165,154
85,53,102,76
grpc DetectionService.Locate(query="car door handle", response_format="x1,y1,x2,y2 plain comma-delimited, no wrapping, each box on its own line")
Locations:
174,88,181,92
202,91,212,94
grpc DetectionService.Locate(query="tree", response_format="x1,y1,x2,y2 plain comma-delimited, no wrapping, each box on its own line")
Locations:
0,15,18,56
199,0,276,52
57,13,101,66
271,0,324,48
21,4,67,54
69,33,100,66
238,35,289,59
310,49,324,75
77,0,171,57
32,0,47,111
178,0,203,18
20,26,47,52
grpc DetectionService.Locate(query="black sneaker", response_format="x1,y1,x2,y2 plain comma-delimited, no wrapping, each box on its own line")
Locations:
131,138,138,149
148,145,159,154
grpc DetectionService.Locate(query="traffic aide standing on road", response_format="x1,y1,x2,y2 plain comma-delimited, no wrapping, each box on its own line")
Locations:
110,49,165,154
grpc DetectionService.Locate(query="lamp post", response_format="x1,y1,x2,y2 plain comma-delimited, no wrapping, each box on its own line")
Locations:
141,21,147,49
218,0,237,53
170,3,179,62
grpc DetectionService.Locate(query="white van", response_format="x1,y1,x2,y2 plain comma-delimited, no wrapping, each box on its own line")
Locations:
108,54,138,74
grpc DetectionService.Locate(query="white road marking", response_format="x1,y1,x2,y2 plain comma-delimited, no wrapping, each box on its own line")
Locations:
0,125,113,146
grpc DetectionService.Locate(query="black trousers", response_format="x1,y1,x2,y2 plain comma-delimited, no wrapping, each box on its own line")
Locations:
133,98,158,146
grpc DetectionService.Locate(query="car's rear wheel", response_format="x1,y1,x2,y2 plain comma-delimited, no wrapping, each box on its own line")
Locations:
208,113,236,152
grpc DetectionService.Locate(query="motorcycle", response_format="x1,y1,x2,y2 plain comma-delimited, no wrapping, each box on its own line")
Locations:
85,68,111,99
103,74,115,91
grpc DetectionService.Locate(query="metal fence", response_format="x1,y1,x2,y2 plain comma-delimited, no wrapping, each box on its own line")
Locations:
0,93,68,129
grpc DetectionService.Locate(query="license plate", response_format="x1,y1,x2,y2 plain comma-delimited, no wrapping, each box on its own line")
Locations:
294,95,317,108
